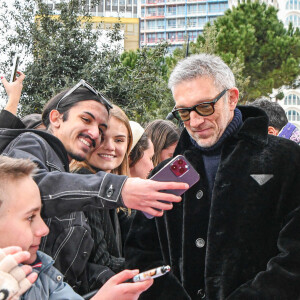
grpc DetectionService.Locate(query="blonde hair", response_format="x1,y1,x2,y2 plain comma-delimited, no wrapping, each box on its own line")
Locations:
70,105,132,175
70,105,132,213
0,156,37,207
109,105,133,176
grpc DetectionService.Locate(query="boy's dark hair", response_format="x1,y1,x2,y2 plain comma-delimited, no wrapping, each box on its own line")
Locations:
129,132,150,168
251,97,288,131
0,156,37,207
42,87,110,128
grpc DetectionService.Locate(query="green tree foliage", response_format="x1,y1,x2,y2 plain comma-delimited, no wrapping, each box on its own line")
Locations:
211,0,300,102
83,42,173,124
0,0,119,115
0,0,173,123
107,43,172,124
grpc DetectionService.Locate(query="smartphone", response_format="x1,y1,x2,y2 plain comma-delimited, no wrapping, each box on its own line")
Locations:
126,265,171,283
10,55,20,83
144,155,200,219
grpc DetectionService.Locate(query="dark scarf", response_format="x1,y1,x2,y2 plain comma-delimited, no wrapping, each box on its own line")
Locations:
190,108,243,197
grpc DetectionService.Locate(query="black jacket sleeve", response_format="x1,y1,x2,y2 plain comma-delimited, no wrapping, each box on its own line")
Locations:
3,132,127,218
0,110,25,129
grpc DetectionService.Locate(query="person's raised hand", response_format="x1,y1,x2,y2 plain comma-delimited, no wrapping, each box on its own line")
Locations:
92,269,153,300
121,177,188,217
0,246,37,300
1,71,26,115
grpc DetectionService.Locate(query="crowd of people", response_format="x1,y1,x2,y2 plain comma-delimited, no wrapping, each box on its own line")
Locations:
0,53,299,300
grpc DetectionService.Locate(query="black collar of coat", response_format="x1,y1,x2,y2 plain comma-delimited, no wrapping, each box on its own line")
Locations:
174,105,269,156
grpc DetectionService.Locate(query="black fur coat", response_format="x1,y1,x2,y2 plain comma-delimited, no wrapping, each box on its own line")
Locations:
124,106,300,300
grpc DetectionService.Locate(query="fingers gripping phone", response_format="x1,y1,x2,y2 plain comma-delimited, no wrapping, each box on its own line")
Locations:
144,155,200,219
10,55,20,83
126,265,171,283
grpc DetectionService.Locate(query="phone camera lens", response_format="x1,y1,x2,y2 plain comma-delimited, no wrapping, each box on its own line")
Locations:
178,159,183,165
171,165,177,170
179,167,185,174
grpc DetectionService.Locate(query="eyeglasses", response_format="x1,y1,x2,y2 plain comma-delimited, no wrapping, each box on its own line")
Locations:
55,79,113,111
171,89,228,122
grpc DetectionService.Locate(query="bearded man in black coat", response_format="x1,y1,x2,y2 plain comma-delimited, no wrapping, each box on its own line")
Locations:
124,53,300,300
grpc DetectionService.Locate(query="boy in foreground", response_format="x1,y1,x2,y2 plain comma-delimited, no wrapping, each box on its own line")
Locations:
0,155,152,300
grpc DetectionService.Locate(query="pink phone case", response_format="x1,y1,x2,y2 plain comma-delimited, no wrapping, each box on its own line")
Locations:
143,155,200,219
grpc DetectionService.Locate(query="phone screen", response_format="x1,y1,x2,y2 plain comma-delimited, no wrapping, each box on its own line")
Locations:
10,55,20,83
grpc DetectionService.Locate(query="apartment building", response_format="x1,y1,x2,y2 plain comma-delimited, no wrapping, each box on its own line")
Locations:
140,0,229,52
276,0,300,129
228,0,279,9
45,0,140,50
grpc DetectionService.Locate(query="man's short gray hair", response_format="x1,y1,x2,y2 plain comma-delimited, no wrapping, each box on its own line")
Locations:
168,53,236,93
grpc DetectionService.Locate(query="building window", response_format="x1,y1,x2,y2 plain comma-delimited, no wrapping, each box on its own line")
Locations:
167,6,176,14
286,110,300,121
168,19,176,29
199,3,206,13
157,32,165,40
220,2,228,11
167,32,176,41
157,19,164,29
189,17,197,28
147,20,156,29
286,0,300,10
285,14,300,27
209,3,219,12
177,5,185,15
147,7,156,16
188,4,197,14
208,16,217,23
199,17,207,27
177,31,185,41
157,7,164,16
147,33,156,42
177,18,185,28
188,30,197,40
106,0,111,10
284,94,300,105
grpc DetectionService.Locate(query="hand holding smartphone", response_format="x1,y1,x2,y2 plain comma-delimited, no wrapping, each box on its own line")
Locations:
125,265,171,283
144,155,200,219
10,55,20,83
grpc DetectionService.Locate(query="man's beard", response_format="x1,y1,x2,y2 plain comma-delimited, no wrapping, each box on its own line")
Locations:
68,151,86,162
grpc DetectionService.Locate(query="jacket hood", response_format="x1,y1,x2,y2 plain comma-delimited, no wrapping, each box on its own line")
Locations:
0,128,69,169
